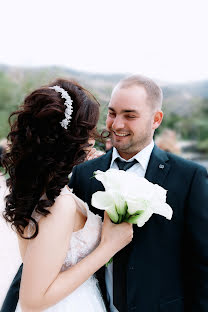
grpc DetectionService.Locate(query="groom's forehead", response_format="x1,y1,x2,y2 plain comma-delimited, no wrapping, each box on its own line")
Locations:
108,87,149,114
108,106,140,114
110,85,147,102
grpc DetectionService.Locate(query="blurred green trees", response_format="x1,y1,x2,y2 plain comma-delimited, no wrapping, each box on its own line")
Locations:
159,97,208,153
195,99,208,153
0,71,21,138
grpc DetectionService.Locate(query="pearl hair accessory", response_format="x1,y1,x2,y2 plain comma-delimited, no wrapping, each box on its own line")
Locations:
49,85,73,129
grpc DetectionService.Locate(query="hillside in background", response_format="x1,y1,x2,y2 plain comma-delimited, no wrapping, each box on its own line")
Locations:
0,64,208,154
1,64,208,111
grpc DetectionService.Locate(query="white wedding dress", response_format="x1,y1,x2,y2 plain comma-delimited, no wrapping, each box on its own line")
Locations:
15,186,107,312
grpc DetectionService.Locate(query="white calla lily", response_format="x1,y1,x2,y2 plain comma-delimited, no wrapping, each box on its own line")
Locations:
136,207,153,227
127,212,144,224
111,191,126,215
91,190,119,223
92,169,173,228
150,184,173,220
94,169,127,192
126,197,150,215
91,190,114,210
153,184,167,202
151,202,173,220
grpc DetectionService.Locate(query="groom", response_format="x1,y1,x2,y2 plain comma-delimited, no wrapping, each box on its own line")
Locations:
69,75,208,312
2,75,208,312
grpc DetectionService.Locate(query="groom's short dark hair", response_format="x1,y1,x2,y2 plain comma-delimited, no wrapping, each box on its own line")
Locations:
118,74,163,110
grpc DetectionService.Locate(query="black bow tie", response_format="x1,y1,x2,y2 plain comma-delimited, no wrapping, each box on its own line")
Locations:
115,158,138,171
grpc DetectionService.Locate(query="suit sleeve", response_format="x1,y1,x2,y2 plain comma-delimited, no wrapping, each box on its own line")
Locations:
1,264,23,312
185,166,208,311
68,165,82,198
68,166,77,190
68,165,87,201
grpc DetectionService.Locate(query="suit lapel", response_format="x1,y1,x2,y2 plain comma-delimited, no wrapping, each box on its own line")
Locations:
86,149,113,213
145,145,170,187
90,149,113,191
94,148,113,171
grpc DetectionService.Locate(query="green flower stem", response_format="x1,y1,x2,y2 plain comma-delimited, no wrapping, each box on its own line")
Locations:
123,211,130,222
105,206,144,266
118,214,123,223
105,257,113,267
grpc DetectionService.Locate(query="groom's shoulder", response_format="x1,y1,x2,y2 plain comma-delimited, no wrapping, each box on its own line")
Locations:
153,145,206,173
77,154,104,170
74,150,111,172
165,150,206,173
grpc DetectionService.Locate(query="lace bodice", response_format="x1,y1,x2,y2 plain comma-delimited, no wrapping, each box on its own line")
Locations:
28,186,102,272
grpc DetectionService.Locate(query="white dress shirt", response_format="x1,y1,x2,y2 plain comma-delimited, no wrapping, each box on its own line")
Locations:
105,140,154,312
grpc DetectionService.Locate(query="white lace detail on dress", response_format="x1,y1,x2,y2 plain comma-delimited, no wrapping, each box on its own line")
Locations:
60,186,102,271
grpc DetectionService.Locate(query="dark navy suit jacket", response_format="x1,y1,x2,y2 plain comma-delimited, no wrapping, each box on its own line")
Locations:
1,146,208,312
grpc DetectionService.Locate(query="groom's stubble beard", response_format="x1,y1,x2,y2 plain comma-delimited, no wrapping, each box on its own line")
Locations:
109,127,153,156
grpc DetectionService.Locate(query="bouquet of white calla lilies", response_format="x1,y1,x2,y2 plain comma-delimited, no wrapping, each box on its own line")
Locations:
91,169,173,227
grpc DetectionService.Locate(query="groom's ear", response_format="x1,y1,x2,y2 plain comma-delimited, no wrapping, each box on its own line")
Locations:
152,111,163,130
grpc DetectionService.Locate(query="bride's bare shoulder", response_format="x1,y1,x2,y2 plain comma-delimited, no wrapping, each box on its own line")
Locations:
51,192,77,217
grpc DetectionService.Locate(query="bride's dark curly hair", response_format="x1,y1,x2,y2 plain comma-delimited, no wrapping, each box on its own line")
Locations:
2,79,100,239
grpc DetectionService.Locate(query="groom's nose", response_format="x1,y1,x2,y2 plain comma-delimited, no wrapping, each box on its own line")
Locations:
112,116,125,130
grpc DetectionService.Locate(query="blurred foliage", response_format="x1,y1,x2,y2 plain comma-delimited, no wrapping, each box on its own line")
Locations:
194,99,208,153
157,97,208,154
0,71,21,138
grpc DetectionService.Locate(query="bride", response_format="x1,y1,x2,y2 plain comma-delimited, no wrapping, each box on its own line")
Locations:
2,79,133,312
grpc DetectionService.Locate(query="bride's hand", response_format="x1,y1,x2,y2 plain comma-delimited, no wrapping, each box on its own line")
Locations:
100,211,133,257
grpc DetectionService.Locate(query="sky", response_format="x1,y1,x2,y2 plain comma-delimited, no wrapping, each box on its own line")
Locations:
1,0,208,83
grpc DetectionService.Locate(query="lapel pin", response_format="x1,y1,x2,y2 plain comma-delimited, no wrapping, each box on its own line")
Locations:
159,164,164,169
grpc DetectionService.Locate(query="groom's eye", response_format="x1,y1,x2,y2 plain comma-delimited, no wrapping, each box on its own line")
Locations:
126,115,136,119
108,112,116,117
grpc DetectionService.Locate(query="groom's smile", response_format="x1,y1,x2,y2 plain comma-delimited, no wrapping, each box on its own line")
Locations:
113,131,130,137
112,131,130,139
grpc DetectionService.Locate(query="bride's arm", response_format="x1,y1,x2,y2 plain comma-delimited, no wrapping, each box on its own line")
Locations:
19,195,132,312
